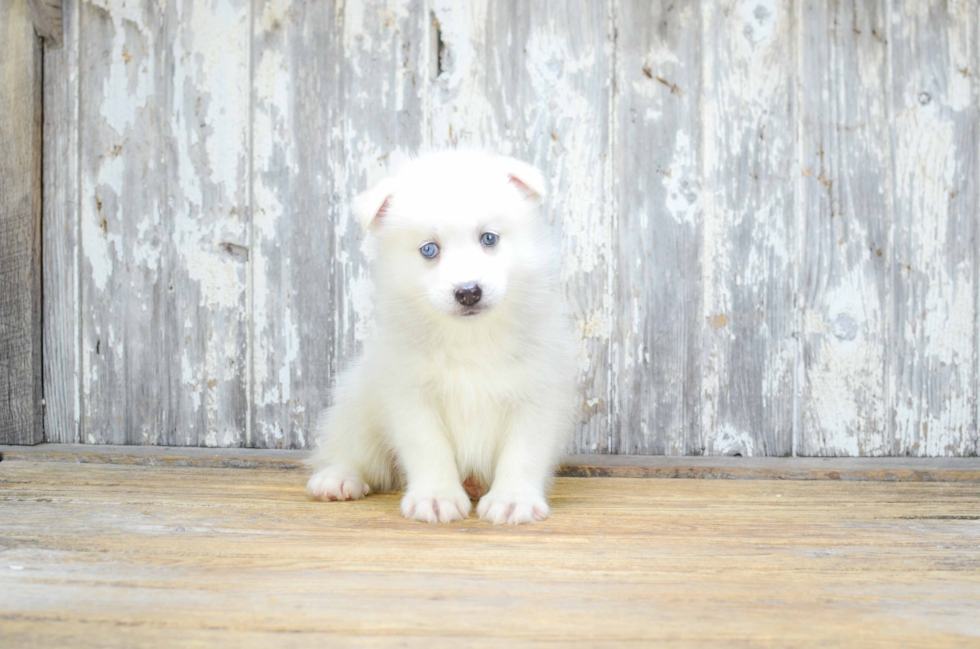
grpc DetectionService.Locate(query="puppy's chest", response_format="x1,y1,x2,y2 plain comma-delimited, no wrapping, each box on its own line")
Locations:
425,353,521,397
426,359,513,471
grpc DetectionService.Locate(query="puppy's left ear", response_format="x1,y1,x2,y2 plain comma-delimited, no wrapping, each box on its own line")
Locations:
500,157,547,201
353,176,397,230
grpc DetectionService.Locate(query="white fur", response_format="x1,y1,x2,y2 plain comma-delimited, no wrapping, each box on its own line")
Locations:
306,150,577,525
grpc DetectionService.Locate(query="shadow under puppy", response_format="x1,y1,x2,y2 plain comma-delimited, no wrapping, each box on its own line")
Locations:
307,150,577,524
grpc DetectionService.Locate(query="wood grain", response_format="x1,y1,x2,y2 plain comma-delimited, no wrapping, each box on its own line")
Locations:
42,0,80,444
27,0,63,48
1,461,978,646
0,0,44,445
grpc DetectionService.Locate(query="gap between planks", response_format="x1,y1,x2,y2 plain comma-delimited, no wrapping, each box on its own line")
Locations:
0,443,978,482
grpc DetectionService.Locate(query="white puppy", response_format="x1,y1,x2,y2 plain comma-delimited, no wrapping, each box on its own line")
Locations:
306,150,577,524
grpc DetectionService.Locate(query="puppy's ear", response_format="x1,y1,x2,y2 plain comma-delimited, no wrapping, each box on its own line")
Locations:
353,176,397,230
500,157,547,201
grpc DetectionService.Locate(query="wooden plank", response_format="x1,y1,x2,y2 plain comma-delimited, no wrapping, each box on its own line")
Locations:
167,0,251,447
0,0,44,445
79,0,250,446
3,443,979,481
426,1,614,452
798,1,891,455
889,1,979,455
42,0,80,444
612,0,702,454
250,0,426,448
77,0,159,444
1,462,979,646
27,0,63,48
700,1,798,456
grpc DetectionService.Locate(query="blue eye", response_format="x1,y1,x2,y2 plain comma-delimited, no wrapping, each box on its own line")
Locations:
481,232,499,247
420,242,439,259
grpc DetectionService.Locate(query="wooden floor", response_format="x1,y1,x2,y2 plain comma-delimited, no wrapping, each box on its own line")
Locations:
1,459,978,647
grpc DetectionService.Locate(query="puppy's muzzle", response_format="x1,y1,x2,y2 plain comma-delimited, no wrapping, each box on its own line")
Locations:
454,283,482,307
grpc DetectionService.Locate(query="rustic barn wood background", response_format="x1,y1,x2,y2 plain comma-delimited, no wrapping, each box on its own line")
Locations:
39,0,979,455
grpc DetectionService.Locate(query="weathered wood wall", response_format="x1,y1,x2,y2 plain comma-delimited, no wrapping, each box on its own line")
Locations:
40,0,979,455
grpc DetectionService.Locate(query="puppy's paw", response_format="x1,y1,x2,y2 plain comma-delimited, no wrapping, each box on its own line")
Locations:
400,488,471,523
307,466,371,501
477,490,549,525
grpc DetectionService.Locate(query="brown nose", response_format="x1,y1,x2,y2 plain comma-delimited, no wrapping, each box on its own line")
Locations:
454,284,482,307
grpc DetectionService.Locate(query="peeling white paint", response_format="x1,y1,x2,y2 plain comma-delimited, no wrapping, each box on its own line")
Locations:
427,0,497,149
98,10,153,137
662,131,700,226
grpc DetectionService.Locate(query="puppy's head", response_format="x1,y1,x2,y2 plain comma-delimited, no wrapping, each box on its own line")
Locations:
355,151,551,321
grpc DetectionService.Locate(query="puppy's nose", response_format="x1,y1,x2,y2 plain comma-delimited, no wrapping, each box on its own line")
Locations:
454,283,482,307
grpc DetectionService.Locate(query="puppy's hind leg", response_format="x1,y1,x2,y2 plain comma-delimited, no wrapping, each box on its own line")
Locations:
307,464,371,501
306,387,392,501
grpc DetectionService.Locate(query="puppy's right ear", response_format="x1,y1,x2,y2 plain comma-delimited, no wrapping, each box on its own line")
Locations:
499,157,547,202
353,177,397,230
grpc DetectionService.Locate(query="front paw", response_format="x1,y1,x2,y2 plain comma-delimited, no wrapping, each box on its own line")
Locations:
400,487,471,523
307,466,371,501
477,490,549,525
